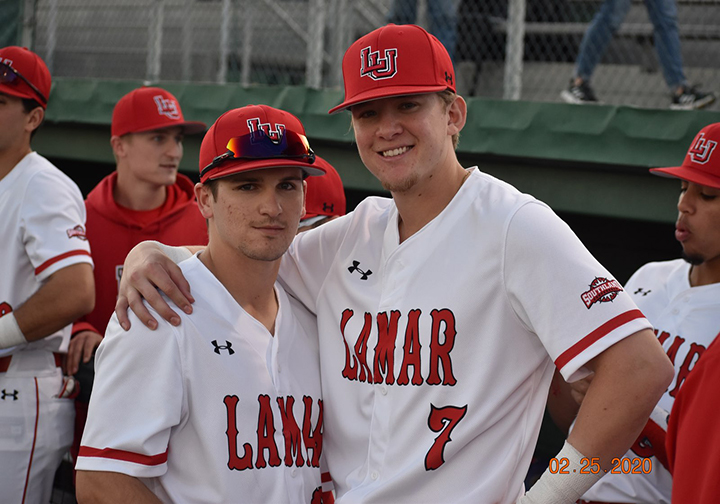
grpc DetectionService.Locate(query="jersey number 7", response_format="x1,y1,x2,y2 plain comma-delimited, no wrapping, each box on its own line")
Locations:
424,404,468,471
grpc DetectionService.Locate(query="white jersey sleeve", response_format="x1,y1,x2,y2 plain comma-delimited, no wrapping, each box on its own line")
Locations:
20,161,93,281
280,211,354,313
77,311,183,478
504,201,652,382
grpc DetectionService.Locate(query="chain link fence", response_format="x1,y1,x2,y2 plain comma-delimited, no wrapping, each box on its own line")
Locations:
15,0,720,109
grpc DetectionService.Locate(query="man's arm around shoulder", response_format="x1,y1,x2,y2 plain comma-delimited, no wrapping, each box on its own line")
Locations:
76,471,161,504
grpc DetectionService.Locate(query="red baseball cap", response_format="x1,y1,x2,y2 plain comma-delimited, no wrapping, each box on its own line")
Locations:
0,46,51,108
328,24,455,114
303,156,346,219
199,104,325,183
111,87,206,137
651,123,720,189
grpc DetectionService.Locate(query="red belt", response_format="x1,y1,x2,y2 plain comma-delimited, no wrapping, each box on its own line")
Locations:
0,352,63,372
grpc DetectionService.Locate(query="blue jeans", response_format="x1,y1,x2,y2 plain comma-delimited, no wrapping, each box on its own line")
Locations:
575,0,687,90
387,0,458,61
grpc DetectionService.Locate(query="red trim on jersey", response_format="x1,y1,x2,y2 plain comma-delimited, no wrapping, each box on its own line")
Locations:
72,321,99,337
35,250,92,275
78,446,168,466
21,378,40,504
321,471,332,483
555,309,646,370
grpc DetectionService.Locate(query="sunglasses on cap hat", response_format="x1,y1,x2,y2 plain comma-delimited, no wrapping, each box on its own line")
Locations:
0,61,48,105
200,129,316,179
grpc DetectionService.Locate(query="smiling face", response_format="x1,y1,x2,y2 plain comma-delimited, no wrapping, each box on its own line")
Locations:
676,180,720,268
349,93,464,194
197,167,306,263
113,126,184,188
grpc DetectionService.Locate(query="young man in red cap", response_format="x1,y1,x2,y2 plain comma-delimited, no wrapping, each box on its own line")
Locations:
635,122,719,504
75,105,332,503
549,123,720,504
66,86,209,475
0,46,95,503
299,156,346,232
114,25,673,504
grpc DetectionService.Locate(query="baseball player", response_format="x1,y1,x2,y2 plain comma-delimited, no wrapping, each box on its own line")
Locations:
0,46,94,503
75,105,330,503
573,123,720,503
66,86,208,469
114,25,673,504
299,156,346,232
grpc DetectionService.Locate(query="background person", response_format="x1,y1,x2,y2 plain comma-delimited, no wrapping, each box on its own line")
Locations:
0,45,95,503
560,0,715,109
67,86,208,474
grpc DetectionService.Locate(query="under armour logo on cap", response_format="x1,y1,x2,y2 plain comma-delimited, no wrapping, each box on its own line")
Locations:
687,132,717,164
154,95,180,119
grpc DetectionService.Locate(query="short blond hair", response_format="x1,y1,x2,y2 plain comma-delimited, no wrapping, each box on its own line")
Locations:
437,90,460,150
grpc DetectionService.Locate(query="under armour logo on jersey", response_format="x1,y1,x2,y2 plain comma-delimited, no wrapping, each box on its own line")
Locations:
247,118,286,142
688,133,717,164
348,261,372,280
322,202,334,212
212,340,235,355
1,389,19,400
634,288,651,296
153,95,180,119
360,46,398,80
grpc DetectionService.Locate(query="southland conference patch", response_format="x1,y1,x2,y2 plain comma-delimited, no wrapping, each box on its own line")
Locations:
581,277,623,309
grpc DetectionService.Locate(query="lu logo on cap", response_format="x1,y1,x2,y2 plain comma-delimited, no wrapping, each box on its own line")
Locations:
247,118,286,142
360,47,398,80
154,95,180,120
650,122,720,189
687,133,717,164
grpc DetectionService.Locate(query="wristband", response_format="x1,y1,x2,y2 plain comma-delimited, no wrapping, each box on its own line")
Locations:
145,240,193,265
0,313,28,350
517,441,603,504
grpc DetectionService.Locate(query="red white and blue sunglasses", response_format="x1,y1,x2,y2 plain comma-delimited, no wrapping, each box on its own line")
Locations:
201,129,316,179
0,61,48,105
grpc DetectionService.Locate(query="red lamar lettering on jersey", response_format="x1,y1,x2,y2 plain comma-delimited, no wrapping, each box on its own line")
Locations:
631,329,708,463
339,308,458,386
652,329,707,398
224,394,323,471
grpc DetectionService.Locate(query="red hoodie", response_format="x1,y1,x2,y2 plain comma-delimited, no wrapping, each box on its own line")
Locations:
73,172,208,336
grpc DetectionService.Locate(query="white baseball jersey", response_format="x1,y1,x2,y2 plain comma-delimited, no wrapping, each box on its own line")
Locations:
0,152,93,356
0,151,93,504
279,168,652,504
582,258,720,504
77,255,325,504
